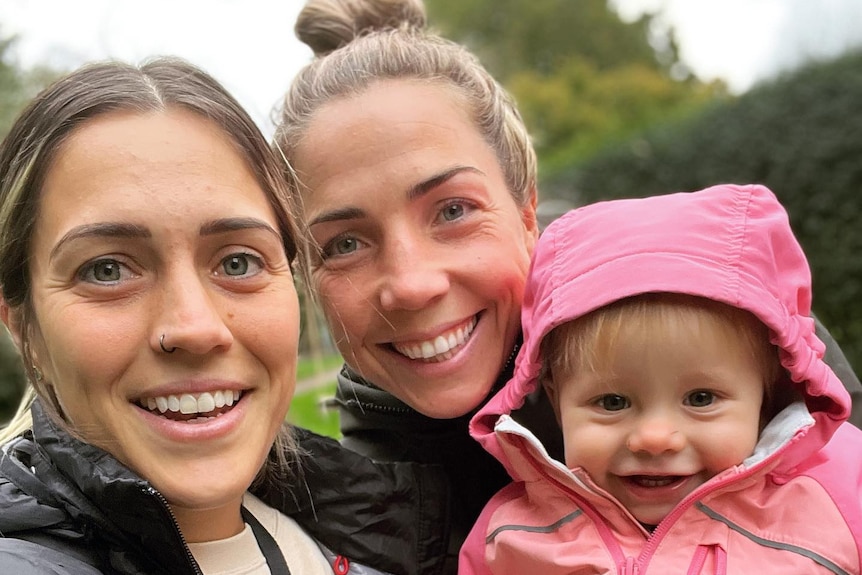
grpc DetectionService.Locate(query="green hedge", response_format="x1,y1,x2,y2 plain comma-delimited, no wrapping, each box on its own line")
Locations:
545,50,862,373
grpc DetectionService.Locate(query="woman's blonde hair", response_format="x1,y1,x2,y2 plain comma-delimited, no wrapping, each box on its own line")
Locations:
274,0,537,212
0,58,301,483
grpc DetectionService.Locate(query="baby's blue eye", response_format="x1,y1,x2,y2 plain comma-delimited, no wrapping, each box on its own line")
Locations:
597,394,630,411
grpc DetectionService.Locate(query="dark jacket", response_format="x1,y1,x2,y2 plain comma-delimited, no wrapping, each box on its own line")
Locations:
0,401,434,575
332,320,862,575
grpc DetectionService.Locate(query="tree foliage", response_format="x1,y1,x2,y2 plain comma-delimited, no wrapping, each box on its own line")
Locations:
0,29,59,139
508,57,724,170
0,33,28,137
424,0,727,172
425,0,671,80
547,50,862,372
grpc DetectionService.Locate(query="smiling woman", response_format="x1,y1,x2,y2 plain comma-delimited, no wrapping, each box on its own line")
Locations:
0,57,400,575
273,1,862,573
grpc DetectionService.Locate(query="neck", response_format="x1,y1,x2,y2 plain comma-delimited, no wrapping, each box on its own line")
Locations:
171,497,245,543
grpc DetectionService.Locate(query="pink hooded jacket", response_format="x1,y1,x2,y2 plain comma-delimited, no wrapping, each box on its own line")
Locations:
460,184,862,574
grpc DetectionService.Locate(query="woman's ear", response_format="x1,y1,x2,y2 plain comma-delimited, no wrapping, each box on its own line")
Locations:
520,184,540,257
523,184,539,236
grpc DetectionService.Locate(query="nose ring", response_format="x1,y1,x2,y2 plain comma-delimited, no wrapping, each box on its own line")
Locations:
159,333,176,354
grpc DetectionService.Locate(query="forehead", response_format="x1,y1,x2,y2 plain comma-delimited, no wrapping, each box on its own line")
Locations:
35,108,275,233
295,80,505,209
293,79,489,189
53,108,241,171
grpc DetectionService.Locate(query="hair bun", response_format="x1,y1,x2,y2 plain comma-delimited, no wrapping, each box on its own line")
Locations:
296,0,427,57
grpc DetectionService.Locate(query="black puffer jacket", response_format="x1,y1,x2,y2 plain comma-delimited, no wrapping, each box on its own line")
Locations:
332,321,862,575
331,340,561,575
0,401,440,575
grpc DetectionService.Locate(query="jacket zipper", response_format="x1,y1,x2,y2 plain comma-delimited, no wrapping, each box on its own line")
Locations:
343,398,413,414
630,439,793,572
547,436,794,573
144,486,203,575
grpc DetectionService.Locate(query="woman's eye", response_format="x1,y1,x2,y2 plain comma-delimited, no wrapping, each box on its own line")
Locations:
685,390,715,407
333,237,359,255
596,394,630,412
320,235,362,260
219,253,263,277
440,202,466,222
79,259,125,283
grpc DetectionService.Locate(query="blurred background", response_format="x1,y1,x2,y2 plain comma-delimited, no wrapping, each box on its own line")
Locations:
1,0,860,437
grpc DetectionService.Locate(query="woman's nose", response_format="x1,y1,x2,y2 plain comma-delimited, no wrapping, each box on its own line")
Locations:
626,417,686,455
154,271,233,355
377,239,449,311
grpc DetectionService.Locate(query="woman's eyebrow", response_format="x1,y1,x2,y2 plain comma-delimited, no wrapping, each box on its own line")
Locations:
407,165,484,200
308,207,365,227
49,218,281,262
307,166,485,228
50,222,149,261
199,217,281,240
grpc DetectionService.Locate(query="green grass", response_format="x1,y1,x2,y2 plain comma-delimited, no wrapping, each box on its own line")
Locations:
288,353,343,439
287,382,341,439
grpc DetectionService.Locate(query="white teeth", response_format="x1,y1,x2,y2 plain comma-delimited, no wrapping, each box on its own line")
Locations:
140,390,240,416
420,341,435,359
393,317,477,361
197,392,215,413
179,394,197,414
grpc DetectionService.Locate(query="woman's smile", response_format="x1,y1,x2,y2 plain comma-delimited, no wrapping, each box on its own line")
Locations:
389,315,478,362
297,80,537,418
25,108,300,516
138,389,242,420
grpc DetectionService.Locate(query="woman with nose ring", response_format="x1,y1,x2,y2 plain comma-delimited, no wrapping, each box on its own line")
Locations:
160,333,177,353
0,56,409,575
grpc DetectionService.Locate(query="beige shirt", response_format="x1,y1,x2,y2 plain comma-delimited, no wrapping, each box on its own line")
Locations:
187,493,332,575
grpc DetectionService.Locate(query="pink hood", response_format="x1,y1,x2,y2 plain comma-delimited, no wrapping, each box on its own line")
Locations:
472,183,850,474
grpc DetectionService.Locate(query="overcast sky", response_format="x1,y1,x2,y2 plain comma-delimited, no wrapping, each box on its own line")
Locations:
2,0,862,136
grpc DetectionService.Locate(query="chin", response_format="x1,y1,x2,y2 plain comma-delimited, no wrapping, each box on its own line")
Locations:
411,388,491,420
161,477,248,509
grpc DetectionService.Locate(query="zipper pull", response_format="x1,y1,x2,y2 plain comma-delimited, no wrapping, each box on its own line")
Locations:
622,556,637,575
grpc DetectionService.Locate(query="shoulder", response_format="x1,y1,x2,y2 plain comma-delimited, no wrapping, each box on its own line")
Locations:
0,538,103,574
